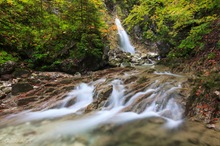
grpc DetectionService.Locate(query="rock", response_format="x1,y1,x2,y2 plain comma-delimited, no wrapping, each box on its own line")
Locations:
120,62,131,67
0,74,12,81
13,69,30,78
73,142,85,146
74,72,81,78
206,124,215,129
17,96,37,106
108,59,120,67
147,52,159,58
0,61,16,75
12,83,33,95
214,122,220,131
60,59,79,74
2,87,12,94
0,90,6,99
156,41,171,57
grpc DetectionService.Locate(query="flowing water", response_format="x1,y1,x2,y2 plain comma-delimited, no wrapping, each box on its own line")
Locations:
2,66,219,146
0,21,219,145
115,18,135,54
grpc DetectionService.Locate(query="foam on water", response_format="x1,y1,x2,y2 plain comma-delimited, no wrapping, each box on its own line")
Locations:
9,83,95,122
5,76,185,141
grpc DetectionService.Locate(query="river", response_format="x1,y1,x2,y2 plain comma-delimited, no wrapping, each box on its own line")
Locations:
0,65,219,146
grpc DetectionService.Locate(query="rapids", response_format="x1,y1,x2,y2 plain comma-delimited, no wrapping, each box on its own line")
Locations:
0,66,219,146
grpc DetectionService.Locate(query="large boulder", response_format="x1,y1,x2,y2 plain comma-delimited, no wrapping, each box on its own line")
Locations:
12,82,33,95
0,61,16,75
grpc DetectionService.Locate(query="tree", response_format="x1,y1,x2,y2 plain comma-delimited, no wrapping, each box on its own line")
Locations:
124,0,219,57
0,0,107,71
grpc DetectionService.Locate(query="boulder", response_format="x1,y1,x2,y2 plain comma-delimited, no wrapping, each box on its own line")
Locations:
156,41,171,57
0,61,16,75
13,69,31,78
12,83,33,95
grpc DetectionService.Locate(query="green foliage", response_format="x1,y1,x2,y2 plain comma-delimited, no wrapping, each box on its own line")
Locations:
0,50,17,64
0,0,107,70
207,52,216,60
201,73,220,91
125,0,219,57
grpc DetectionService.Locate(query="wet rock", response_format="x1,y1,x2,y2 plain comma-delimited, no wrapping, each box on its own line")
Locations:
73,142,85,146
160,110,173,119
12,83,33,95
124,76,138,84
0,61,16,75
17,96,37,106
148,117,166,124
206,124,216,130
120,62,131,67
108,48,156,66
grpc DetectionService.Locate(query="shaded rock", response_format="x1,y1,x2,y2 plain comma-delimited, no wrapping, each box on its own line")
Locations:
13,69,31,78
0,90,6,99
12,83,33,95
156,41,171,57
0,74,12,81
60,59,79,74
0,61,16,75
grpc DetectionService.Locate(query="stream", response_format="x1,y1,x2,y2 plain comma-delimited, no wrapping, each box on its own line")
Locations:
0,18,219,146
0,65,219,146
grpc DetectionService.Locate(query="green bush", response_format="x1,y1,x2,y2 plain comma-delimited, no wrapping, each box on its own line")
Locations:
0,50,17,64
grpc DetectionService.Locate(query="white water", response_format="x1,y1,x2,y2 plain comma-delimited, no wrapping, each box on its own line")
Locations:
6,83,95,123
115,18,135,54
3,71,185,144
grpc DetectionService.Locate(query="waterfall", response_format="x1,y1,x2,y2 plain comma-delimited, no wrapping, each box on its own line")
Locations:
115,18,135,54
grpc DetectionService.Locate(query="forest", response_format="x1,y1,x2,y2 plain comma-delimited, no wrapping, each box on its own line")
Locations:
0,0,219,71
0,1,220,145
0,0,108,72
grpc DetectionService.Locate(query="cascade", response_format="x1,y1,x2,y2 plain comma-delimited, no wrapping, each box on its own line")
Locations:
115,18,135,54
4,75,184,138
8,83,95,122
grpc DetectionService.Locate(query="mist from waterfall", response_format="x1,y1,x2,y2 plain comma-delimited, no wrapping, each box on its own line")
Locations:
115,18,135,54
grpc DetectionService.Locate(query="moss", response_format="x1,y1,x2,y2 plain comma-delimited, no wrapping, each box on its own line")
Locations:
137,76,149,84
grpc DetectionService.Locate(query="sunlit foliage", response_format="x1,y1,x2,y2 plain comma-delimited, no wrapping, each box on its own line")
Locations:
124,0,219,57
